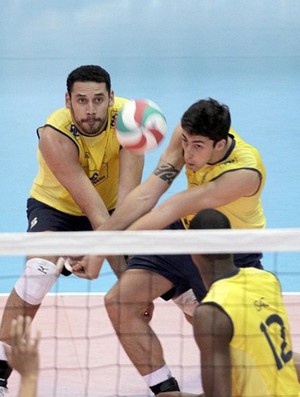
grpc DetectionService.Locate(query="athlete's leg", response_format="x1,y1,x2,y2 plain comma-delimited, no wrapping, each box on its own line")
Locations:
0,199,91,390
0,256,59,341
105,268,173,375
105,268,179,394
0,256,60,389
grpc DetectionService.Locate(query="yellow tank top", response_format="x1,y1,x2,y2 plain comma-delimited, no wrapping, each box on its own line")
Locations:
201,268,300,396
182,129,266,229
30,97,128,215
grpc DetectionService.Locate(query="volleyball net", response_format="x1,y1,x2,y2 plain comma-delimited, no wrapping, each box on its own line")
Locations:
1,228,300,397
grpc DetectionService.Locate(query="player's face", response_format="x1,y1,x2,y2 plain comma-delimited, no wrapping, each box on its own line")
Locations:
66,82,114,137
181,131,219,171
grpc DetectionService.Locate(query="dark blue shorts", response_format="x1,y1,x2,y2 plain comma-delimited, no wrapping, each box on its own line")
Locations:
127,219,263,302
26,198,113,277
26,198,93,232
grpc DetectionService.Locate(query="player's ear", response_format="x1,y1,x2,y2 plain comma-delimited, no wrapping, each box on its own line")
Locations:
65,92,71,109
109,90,114,107
215,138,227,151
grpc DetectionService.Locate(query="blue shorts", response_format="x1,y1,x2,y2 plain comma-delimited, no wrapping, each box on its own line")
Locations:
127,220,263,302
26,198,93,232
26,198,115,277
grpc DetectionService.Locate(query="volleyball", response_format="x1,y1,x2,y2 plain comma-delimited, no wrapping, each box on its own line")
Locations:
116,99,167,155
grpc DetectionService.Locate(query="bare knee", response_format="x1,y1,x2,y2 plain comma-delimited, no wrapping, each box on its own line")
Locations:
104,287,119,317
105,286,153,328
105,287,139,317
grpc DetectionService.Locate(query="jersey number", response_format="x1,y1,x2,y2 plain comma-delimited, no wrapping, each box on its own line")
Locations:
260,314,293,370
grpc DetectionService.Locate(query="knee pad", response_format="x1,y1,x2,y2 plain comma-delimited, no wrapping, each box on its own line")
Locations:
172,288,199,317
14,258,58,305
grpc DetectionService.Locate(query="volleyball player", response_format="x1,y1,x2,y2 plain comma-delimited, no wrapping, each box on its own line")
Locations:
72,98,267,394
0,64,144,394
157,209,300,397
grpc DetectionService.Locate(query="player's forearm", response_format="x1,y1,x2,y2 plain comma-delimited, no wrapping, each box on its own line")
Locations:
128,200,178,230
78,193,111,229
19,374,38,397
103,200,153,230
89,209,111,230
116,149,144,207
101,188,160,231
128,210,164,230
62,173,111,229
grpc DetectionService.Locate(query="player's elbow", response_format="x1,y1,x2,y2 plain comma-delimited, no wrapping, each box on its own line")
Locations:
136,193,159,208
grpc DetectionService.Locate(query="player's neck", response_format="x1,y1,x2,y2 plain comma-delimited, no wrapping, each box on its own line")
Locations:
219,135,233,160
209,135,233,165
206,261,237,287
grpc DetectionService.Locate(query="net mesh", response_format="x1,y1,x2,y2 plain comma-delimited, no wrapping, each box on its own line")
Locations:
0,229,300,397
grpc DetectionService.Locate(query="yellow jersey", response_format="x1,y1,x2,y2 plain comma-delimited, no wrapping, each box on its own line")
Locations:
30,97,128,215
201,268,300,396
182,129,266,229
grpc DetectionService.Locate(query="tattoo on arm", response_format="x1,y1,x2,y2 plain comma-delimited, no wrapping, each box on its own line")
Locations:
153,163,180,185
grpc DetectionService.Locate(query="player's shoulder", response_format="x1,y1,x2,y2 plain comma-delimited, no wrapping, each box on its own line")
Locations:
229,128,263,168
194,302,232,337
112,96,129,111
242,267,282,293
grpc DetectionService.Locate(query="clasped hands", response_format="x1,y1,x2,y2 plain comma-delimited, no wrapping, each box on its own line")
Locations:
56,255,105,279
72,255,104,279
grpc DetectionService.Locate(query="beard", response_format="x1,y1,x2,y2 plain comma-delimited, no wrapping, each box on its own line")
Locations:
69,104,108,137
78,117,104,136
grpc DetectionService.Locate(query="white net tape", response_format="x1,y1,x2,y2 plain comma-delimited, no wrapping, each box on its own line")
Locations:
0,228,300,256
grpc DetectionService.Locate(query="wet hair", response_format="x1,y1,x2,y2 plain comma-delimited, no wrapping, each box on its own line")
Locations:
189,209,231,260
181,98,231,144
66,65,111,95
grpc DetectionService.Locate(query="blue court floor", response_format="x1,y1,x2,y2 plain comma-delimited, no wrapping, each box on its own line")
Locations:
0,1,300,294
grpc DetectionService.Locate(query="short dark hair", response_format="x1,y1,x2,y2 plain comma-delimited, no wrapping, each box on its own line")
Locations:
189,208,231,230
189,209,231,260
181,98,231,143
66,65,111,95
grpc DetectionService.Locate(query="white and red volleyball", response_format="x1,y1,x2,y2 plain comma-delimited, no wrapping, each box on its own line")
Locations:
116,99,167,155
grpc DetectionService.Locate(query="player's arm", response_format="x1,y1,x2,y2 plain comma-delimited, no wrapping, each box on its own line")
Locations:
193,304,232,397
129,166,262,230
106,147,145,277
39,126,110,229
72,125,185,279
97,123,185,231
115,147,144,207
